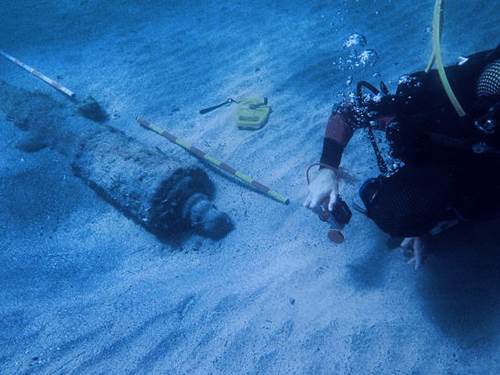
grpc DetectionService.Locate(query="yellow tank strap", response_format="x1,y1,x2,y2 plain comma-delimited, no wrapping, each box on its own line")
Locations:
425,0,467,117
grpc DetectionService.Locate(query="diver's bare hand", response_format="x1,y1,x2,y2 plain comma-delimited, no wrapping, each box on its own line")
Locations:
304,168,339,211
401,237,427,270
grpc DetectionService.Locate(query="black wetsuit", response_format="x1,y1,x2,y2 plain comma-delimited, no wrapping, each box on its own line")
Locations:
321,44,500,237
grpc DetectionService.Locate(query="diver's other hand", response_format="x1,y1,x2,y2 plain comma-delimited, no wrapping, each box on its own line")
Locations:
304,168,339,210
401,236,427,270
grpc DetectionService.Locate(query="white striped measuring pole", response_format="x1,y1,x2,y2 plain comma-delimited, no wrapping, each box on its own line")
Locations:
0,50,76,99
137,117,290,205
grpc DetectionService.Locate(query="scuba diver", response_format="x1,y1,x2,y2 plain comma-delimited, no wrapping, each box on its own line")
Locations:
304,43,500,269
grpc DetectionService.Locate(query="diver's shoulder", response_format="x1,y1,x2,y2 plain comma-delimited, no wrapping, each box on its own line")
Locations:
463,44,500,65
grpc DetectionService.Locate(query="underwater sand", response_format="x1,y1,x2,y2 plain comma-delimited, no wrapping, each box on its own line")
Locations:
1,1,500,373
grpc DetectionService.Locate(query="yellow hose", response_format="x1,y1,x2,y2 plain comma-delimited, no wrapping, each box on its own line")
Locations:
426,0,467,117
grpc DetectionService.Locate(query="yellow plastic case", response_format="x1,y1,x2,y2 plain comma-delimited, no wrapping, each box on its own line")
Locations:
235,97,271,130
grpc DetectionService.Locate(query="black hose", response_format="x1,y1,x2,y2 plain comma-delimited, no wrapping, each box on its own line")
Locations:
356,81,389,175
199,98,238,114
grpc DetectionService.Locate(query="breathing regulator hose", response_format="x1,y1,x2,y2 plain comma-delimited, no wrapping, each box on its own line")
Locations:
426,0,467,117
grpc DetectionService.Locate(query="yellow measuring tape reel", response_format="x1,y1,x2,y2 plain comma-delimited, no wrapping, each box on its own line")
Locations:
200,96,272,130
235,97,272,130
425,0,467,117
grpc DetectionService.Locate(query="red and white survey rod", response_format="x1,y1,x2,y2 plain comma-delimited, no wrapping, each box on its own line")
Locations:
0,50,76,99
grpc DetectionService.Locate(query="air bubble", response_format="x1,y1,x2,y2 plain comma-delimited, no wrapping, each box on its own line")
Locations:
343,33,367,49
356,49,378,67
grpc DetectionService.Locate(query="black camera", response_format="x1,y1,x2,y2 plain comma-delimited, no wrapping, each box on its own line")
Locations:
317,196,352,227
330,196,352,226
315,196,352,244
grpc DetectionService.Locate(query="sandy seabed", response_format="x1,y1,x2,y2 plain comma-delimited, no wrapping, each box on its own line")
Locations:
1,1,500,374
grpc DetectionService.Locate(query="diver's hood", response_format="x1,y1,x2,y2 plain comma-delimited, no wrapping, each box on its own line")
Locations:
477,59,500,98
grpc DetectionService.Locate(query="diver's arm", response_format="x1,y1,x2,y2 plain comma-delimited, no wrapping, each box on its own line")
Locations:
307,103,396,211
305,107,355,211
319,105,395,168
319,108,355,169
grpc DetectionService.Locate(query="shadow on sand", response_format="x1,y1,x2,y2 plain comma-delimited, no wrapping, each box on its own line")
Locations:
419,220,500,347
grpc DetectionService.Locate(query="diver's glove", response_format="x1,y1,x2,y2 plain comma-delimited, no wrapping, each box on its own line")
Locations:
401,236,428,271
304,168,339,211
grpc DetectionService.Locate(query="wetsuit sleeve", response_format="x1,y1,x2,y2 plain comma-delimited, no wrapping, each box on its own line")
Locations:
319,109,355,168
319,105,395,169
320,137,345,169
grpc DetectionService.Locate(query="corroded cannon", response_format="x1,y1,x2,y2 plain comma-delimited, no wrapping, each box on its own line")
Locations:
0,80,233,239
